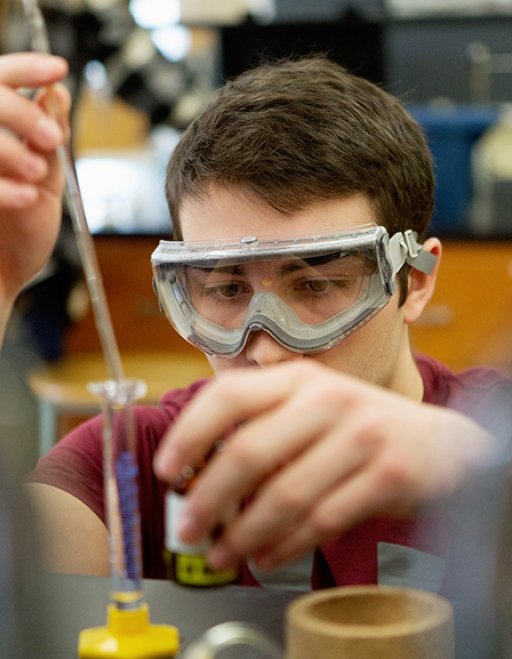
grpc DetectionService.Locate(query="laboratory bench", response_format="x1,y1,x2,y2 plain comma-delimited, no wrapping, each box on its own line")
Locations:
36,573,297,658
27,571,501,659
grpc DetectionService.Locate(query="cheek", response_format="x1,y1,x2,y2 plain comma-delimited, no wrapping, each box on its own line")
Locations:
312,299,404,374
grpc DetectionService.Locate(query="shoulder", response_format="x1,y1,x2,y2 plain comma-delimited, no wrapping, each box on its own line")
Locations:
417,353,512,401
416,353,512,440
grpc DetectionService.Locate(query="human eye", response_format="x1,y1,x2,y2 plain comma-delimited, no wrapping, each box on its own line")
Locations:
187,265,251,302
287,264,371,318
296,278,337,294
203,280,251,301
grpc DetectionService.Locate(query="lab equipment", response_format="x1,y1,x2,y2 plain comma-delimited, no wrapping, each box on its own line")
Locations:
151,224,436,357
78,379,179,658
183,622,282,659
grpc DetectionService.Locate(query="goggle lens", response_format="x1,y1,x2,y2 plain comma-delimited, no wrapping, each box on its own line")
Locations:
181,250,378,330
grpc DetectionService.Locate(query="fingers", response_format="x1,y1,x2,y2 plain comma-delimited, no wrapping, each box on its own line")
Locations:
174,379,339,545
0,176,39,209
210,447,414,573
0,53,69,151
42,83,71,134
154,360,379,569
205,422,371,559
0,52,68,89
0,84,64,150
0,53,69,152
154,362,324,480
0,121,49,178
249,471,381,571
0,54,70,209
200,410,385,569
0,101,64,209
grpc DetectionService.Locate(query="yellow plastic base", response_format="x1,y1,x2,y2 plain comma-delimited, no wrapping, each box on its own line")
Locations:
78,602,179,658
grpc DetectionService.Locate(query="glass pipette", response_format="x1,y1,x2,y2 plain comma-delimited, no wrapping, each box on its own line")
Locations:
22,0,124,382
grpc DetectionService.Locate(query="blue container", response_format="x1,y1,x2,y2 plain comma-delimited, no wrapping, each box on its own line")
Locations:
408,105,498,235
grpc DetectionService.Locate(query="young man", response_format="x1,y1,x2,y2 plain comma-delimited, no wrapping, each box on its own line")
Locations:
2,52,506,591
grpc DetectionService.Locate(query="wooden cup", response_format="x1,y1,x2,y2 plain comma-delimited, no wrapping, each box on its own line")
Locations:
286,585,454,659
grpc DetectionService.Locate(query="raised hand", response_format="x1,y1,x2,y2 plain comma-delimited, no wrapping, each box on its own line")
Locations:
0,52,69,309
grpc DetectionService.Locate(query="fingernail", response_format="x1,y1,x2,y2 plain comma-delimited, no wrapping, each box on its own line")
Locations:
154,446,179,477
36,116,62,146
179,509,203,544
208,542,235,570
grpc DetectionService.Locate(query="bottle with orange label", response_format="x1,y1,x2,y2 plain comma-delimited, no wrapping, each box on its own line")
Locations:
164,462,238,587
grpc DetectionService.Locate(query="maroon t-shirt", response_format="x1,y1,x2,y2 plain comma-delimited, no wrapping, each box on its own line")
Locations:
27,355,512,588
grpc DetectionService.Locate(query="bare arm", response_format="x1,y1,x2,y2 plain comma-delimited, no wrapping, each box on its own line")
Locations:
25,483,109,575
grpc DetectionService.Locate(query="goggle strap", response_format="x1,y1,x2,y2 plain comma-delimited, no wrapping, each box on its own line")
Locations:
389,231,437,277
403,230,437,274
388,233,408,277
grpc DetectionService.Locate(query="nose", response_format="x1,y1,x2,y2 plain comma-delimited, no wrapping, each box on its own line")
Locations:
244,330,303,366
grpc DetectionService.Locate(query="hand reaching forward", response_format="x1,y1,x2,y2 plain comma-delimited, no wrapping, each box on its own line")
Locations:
0,52,69,307
154,360,495,572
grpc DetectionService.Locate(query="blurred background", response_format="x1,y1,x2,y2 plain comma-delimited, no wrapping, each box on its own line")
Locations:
1,2,512,657
1,0,512,467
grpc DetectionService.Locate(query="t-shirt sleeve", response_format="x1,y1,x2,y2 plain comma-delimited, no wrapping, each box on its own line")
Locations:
25,379,210,527
418,353,512,447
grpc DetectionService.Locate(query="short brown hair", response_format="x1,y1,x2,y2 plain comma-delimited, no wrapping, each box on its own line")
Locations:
166,56,434,241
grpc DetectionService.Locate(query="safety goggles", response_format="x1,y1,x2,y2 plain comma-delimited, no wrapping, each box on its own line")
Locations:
151,224,436,358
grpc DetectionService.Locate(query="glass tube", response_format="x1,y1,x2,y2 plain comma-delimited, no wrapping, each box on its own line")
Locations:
88,378,148,610
22,0,124,382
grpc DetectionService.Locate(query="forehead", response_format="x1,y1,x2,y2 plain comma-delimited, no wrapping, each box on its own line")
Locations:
179,185,377,242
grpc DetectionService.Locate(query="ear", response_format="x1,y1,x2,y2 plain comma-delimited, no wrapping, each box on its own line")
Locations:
402,237,442,325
